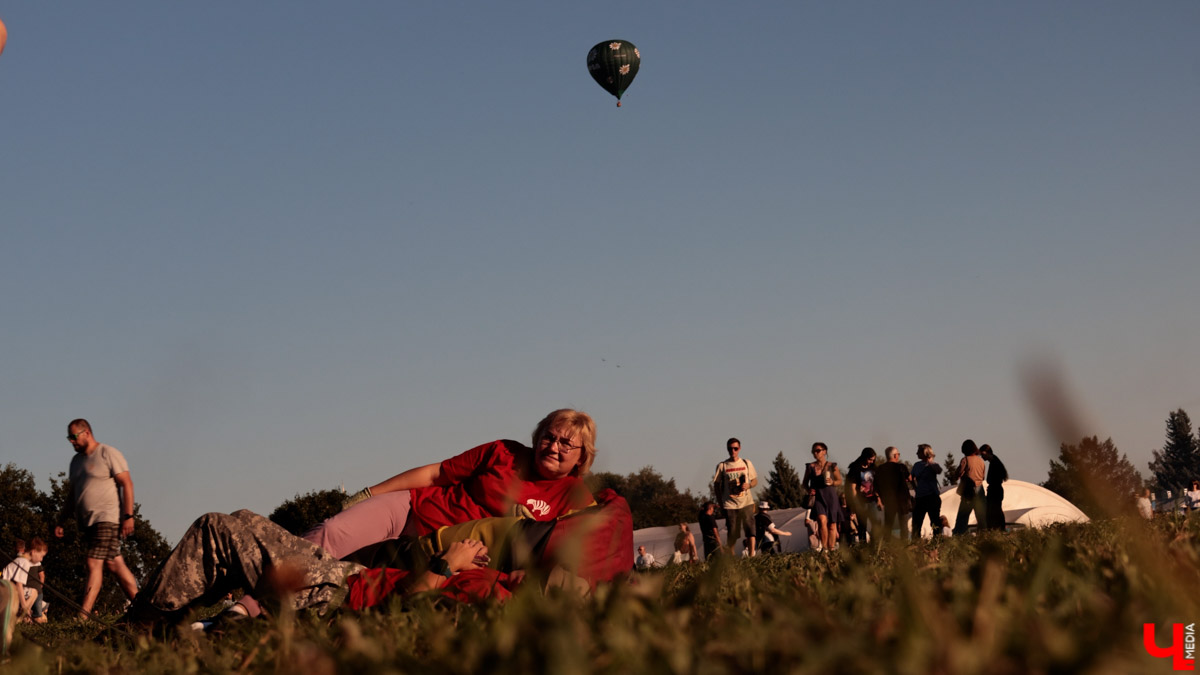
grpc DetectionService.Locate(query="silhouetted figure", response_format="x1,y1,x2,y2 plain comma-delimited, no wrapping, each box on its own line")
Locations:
910,444,943,541
980,444,1008,531
952,440,986,535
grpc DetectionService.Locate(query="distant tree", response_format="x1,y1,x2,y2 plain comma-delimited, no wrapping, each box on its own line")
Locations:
0,468,172,614
1042,436,1144,519
586,467,703,530
269,489,346,536
1148,409,1200,495
762,452,805,509
0,464,52,549
942,453,958,487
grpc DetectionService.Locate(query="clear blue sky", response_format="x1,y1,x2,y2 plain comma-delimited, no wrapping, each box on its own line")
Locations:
2,2,1197,542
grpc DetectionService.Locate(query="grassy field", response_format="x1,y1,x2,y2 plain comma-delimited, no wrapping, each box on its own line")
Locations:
7,514,1199,674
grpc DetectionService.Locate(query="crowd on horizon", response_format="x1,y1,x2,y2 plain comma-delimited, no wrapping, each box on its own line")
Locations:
637,438,1012,566
635,438,1200,567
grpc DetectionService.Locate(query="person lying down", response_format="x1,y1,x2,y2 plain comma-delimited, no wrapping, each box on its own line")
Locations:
120,489,633,632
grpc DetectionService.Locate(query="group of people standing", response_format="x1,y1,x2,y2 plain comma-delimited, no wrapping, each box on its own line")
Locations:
692,438,1010,560
817,439,1008,547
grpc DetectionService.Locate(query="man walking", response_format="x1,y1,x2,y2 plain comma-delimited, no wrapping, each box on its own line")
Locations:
712,437,758,556
55,419,139,616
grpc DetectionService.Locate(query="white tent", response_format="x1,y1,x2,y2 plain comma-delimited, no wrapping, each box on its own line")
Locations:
632,507,815,565
632,480,1089,564
929,479,1089,537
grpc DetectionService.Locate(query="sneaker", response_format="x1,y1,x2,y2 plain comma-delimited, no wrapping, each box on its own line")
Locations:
201,608,252,635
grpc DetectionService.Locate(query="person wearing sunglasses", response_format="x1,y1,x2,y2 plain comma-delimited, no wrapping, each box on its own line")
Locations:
225,409,598,622
322,408,598,553
54,419,141,618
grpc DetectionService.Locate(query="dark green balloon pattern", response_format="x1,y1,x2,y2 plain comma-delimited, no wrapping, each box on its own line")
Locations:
587,40,640,104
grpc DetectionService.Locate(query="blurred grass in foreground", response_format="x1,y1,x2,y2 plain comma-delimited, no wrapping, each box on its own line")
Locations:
8,514,1199,674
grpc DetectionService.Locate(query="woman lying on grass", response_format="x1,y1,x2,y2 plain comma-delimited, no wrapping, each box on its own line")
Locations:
315,408,599,556
118,489,632,634
232,409,600,620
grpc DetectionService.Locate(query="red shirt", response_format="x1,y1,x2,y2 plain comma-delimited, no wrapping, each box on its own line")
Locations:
407,440,593,535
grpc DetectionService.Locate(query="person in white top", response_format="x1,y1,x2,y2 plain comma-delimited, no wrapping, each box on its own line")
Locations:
712,438,758,556
635,545,656,570
54,419,140,617
1136,488,1153,520
2,538,48,622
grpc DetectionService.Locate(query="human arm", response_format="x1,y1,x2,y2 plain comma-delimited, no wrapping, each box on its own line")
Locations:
407,539,489,594
114,470,135,538
711,464,727,501
14,580,32,617
343,461,445,508
369,462,444,495
768,524,791,537
56,477,76,538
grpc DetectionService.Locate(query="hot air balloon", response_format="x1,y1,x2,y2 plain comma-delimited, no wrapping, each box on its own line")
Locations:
587,40,640,107
0,17,8,57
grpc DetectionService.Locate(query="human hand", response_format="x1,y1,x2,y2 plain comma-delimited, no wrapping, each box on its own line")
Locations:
54,526,64,539
120,518,134,538
441,539,489,574
342,487,372,510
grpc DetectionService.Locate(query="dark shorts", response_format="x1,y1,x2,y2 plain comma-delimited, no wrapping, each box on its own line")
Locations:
85,522,122,561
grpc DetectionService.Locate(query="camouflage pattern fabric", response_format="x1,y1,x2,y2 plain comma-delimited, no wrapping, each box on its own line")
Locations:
134,510,361,618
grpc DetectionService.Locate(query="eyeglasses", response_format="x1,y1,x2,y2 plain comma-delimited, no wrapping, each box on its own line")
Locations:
541,433,583,453
67,433,82,441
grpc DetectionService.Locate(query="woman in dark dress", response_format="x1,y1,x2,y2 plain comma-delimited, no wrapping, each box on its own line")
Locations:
802,442,843,552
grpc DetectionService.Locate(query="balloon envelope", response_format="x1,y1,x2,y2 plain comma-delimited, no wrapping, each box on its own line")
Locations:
0,18,7,57
587,40,640,102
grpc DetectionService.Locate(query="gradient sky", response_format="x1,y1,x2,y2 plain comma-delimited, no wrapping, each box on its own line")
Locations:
2,2,1198,542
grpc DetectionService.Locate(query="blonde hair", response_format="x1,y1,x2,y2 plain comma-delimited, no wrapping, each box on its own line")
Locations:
532,409,597,477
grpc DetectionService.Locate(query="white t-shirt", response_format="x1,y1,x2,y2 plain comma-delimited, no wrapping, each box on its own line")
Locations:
713,458,758,510
1,556,31,585
69,443,131,526
1187,489,1200,508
